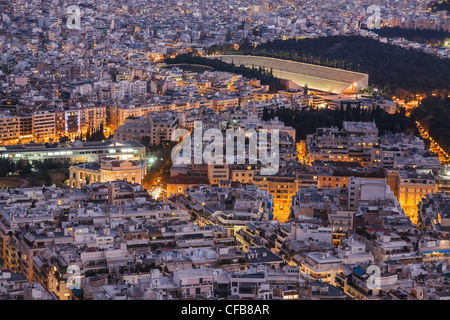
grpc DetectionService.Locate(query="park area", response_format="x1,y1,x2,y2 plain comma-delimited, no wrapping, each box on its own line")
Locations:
0,177,28,189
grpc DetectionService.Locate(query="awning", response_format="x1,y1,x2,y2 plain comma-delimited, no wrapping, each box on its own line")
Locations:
422,249,450,254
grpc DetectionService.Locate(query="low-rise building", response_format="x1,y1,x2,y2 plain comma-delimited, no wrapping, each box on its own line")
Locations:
69,157,147,188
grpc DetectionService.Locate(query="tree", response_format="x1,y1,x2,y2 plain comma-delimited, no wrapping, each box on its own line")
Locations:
141,136,152,151
59,136,70,143
240,37,252,51
225,30,232,42
16,160,32,176
86,123,106,141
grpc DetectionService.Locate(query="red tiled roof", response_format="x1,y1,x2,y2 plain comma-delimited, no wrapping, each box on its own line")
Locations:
167,174,209,185
110,161,122,167
110,160,138,167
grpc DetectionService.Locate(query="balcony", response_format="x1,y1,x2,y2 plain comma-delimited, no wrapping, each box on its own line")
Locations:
180,281,213,288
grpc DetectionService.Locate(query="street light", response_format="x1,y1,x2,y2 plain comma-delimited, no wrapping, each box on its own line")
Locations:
147,157,156,166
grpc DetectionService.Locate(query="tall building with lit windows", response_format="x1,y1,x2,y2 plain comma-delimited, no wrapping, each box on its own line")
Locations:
253,173,298,222
65,110,80,136
32,111,56,142
0,115,20,144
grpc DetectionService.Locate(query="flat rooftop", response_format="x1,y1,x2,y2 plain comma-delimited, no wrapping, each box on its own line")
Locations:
0,140,145,152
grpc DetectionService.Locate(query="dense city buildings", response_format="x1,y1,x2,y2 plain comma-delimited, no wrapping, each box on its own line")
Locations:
0,0,448,305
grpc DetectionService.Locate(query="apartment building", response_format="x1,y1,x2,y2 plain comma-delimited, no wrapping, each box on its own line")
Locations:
305,121,379,165
347,177,396,211
211,96,239,112
208,164,230,185
173,268,214,299
318,174,350,189
253,173,298,222
0,115,20,144
32,111,56,142
108,104,157,130
230,165,257,184
113,112,179,145
387,169,438,224
166,175,210,197
18,115,33,143
300,251,343,284
290,185,341,221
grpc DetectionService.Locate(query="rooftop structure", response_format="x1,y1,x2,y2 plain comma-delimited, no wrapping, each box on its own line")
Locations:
0,140,146,163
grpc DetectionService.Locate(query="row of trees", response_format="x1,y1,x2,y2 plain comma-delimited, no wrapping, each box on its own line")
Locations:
368,26,450,46
85,123,107,141
0,158,32,177
262,105,414,141
0,158,70,185
411,95,450,154
165,53,285,92
428,0,450,12
58,124,107,143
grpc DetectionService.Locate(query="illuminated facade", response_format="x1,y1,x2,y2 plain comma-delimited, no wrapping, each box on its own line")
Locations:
305,121,379,166
166,174,209,197
113,112,179,145
31,111,56,142
210,55,369,94
253,173,297,223
230,166,257,184
0,139,146,164
0,106,107,144
435,166,450,194
387,169,438,224
317,174,350,189
69,157,147,188
208,164,230,185
0,115,20,144
65,110,80,135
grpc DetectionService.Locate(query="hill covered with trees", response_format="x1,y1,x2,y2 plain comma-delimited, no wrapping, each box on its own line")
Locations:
369,26,450,46
209,36,450,97
428,0,450,12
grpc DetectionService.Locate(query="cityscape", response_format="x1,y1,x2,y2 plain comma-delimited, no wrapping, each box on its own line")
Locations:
0,0,449,303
